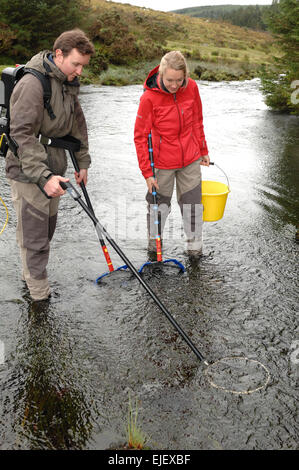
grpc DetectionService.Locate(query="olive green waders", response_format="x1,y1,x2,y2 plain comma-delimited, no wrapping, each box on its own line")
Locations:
9,179,60,301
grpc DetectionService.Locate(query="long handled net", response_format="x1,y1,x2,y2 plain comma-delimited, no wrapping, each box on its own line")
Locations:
62,180,271,395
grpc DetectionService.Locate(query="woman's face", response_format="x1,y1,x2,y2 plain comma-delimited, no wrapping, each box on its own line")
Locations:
162,68,185,94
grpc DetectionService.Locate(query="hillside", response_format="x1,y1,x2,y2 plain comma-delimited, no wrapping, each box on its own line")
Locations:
172,4,269,31
86,0,277,84
0,0,278,85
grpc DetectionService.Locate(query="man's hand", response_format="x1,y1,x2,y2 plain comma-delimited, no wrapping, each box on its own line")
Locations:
74,169,88,186
44,175,69,197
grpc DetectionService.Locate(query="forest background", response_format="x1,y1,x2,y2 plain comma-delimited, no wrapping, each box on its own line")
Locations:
0,0,298,114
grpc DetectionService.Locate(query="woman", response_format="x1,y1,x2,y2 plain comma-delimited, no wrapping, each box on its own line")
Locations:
134,51,210,257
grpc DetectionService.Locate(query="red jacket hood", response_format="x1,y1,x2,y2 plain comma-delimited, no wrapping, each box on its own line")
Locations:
144,65,161,92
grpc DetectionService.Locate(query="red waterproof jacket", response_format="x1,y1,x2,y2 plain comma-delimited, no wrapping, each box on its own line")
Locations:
134,65,208,179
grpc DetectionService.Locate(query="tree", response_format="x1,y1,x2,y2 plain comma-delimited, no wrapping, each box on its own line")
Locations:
260,0,299,114
0,0,88,61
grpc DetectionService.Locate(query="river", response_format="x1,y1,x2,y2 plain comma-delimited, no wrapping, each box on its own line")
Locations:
0,79,298,450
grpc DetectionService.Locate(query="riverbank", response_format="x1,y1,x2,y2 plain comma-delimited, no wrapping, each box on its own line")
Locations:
0,58,262,88
81,57,263,86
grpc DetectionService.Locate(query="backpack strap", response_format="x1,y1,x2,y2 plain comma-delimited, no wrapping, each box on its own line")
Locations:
24,62,56,120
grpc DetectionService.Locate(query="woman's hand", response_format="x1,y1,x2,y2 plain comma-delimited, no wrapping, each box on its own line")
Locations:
200,155,210,167
146,176,159,193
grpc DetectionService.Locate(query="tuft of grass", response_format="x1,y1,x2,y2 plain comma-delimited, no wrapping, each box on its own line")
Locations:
126,393,149,450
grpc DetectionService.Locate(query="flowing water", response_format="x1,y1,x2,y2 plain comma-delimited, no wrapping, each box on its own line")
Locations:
0,79,298,450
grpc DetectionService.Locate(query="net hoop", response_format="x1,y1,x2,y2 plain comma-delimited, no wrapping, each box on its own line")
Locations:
138,259,185,274
204,356,271,395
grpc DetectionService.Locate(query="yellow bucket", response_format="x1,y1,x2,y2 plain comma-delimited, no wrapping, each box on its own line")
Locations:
201,164,230,222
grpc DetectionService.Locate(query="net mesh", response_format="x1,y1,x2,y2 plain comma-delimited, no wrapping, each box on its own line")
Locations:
205,356,270,395
139,260,185,278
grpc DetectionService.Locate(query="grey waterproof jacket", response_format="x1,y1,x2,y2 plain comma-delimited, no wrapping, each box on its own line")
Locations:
6,51,91,188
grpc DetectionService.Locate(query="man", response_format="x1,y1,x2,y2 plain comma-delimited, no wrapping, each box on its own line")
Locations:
6,29,95,301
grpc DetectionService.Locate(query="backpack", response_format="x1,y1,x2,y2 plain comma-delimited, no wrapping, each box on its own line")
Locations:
0,62,56,157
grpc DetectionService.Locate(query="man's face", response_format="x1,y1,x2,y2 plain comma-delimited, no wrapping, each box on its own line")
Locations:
54,48,90,82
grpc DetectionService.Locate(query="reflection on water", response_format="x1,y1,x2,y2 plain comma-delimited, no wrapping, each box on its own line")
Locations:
0,79,298,450
253,113,299,226
2,293,96,450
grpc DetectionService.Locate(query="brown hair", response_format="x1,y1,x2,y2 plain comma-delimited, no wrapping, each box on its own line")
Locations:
159,51,189,84
53,29,95,57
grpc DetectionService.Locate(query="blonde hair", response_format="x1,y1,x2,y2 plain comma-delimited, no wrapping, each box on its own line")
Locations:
159,51,189,83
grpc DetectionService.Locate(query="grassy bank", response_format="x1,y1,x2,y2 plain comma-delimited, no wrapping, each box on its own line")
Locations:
83,0,278,85
1,1,279,86
80,58,261,86
0,58,260,89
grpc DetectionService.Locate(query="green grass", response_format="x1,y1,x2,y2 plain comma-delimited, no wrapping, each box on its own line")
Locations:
86,0,278,85
1,1,280,86
126,394,149,450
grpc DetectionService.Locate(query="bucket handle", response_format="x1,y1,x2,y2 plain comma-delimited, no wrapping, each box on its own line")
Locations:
209,161,230,192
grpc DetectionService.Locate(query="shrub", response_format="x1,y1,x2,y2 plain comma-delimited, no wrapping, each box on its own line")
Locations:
89,50,109,75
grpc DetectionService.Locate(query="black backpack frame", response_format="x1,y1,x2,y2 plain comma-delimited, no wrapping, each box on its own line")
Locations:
0,62,55,157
